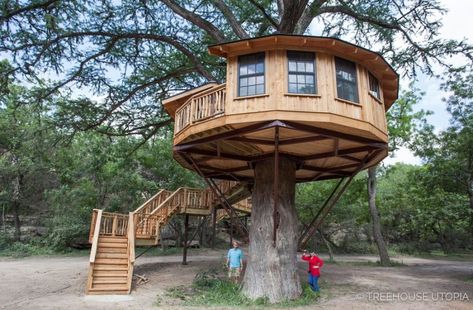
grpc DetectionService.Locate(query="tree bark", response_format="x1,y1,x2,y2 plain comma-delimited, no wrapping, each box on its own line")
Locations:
242,157,301,303
367,166,391,266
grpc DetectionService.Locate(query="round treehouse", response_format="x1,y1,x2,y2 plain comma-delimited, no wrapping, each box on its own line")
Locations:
164,34,398,302
163,35,398,182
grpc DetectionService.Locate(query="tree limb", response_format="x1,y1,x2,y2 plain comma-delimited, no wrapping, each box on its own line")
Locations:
0,0,59,22
210,0,249,39
296,0,329,34
246,0,279,29
160,0,226,42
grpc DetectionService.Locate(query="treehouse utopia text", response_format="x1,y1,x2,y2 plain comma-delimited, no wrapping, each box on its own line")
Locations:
358,291,470,302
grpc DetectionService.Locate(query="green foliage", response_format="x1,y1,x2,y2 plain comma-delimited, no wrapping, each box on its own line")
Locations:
164,269,320,308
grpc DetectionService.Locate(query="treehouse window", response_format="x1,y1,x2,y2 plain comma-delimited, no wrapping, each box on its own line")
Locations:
368,72,381,100
287,51,317,94
335,57,359,103
238,52,265,97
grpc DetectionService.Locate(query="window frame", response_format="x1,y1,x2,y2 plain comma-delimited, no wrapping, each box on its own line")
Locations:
334,56,360,104
237,52,266,97
368,71,382,101
287,51,317,95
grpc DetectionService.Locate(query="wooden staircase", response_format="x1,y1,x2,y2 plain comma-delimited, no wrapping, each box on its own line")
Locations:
86,180,251,295
86,210,135,295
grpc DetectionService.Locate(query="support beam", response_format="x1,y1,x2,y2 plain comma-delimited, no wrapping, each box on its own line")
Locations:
182,214,189,265
211,207,217,249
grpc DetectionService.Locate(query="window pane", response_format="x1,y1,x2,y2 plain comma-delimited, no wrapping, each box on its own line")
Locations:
248,85,256,95
248,64,256,75
297,62,305,72
240,87,247,96
256,63,264,73
306,62,314,73
289,74,297,83
289,61,297,72
241,78,247,86
256,75,264,84
335,57,359,102
239,66,247,75
256,84,264,94
297,75,305,83
288,83,297,93
306,75,314,84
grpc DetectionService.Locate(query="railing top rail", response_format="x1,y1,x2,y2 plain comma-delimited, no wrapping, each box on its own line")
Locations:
133,189,172,214
101,211,129,217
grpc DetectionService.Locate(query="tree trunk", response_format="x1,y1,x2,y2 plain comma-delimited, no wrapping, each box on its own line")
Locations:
367,166,390,266
242,157,301,303
318,229,334,261
11,157,22,242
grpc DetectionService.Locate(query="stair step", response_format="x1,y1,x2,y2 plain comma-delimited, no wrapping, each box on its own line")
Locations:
90,283,129,291
93,278,128,284
96,253,128,259
93,265,129,271
95,258,129,265
98,247,127,254
93,271,128,277
98,242,128,248
99,237,128,243
87,289,129,295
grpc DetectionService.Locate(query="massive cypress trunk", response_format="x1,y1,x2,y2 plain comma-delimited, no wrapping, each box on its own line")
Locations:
242,157,301,303
367,166,390,265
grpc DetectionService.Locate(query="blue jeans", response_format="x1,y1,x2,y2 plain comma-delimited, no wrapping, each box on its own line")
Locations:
308,274,320,292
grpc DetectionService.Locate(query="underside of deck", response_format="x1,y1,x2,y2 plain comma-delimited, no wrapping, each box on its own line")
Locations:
174,119,387,182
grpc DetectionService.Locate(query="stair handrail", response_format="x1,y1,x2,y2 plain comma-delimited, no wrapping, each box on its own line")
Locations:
128,211,135,263
133,189,171,215
89,209,103,263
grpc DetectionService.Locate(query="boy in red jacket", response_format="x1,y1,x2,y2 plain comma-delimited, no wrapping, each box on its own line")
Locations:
301,250,324,292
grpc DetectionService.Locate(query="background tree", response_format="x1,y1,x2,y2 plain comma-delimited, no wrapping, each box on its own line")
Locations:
413,67,473,235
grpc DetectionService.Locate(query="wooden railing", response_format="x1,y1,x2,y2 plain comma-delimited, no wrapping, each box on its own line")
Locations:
133,180,242,240
215,197,252,223
175,84,226,134
100,212,129,236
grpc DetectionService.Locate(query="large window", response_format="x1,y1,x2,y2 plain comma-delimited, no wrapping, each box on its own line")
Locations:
335,57,359,103
368,72,381,100
238,53,265,97
287,51,316,94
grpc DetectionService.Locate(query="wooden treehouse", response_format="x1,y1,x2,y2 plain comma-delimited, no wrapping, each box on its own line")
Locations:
163,34,398,250
86,34,398,295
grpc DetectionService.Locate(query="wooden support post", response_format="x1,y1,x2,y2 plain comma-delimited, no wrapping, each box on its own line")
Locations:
183,214,189,265
211,207,217,249
272,126,280,247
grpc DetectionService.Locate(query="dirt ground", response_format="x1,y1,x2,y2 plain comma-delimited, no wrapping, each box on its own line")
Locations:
1,249,472,310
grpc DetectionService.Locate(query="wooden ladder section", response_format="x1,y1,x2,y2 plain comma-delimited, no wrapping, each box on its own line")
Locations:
86,180,251,295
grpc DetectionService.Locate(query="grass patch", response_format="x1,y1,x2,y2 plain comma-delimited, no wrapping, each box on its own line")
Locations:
0,241,89,258
163,268,320,308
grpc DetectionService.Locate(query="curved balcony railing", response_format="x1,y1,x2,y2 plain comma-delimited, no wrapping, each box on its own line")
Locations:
175,83,226,134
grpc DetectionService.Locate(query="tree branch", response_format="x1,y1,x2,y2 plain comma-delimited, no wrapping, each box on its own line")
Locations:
247,0,279,29
210,0,249,39
296,0,329,34
0,0,59,22
160,0,227,42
